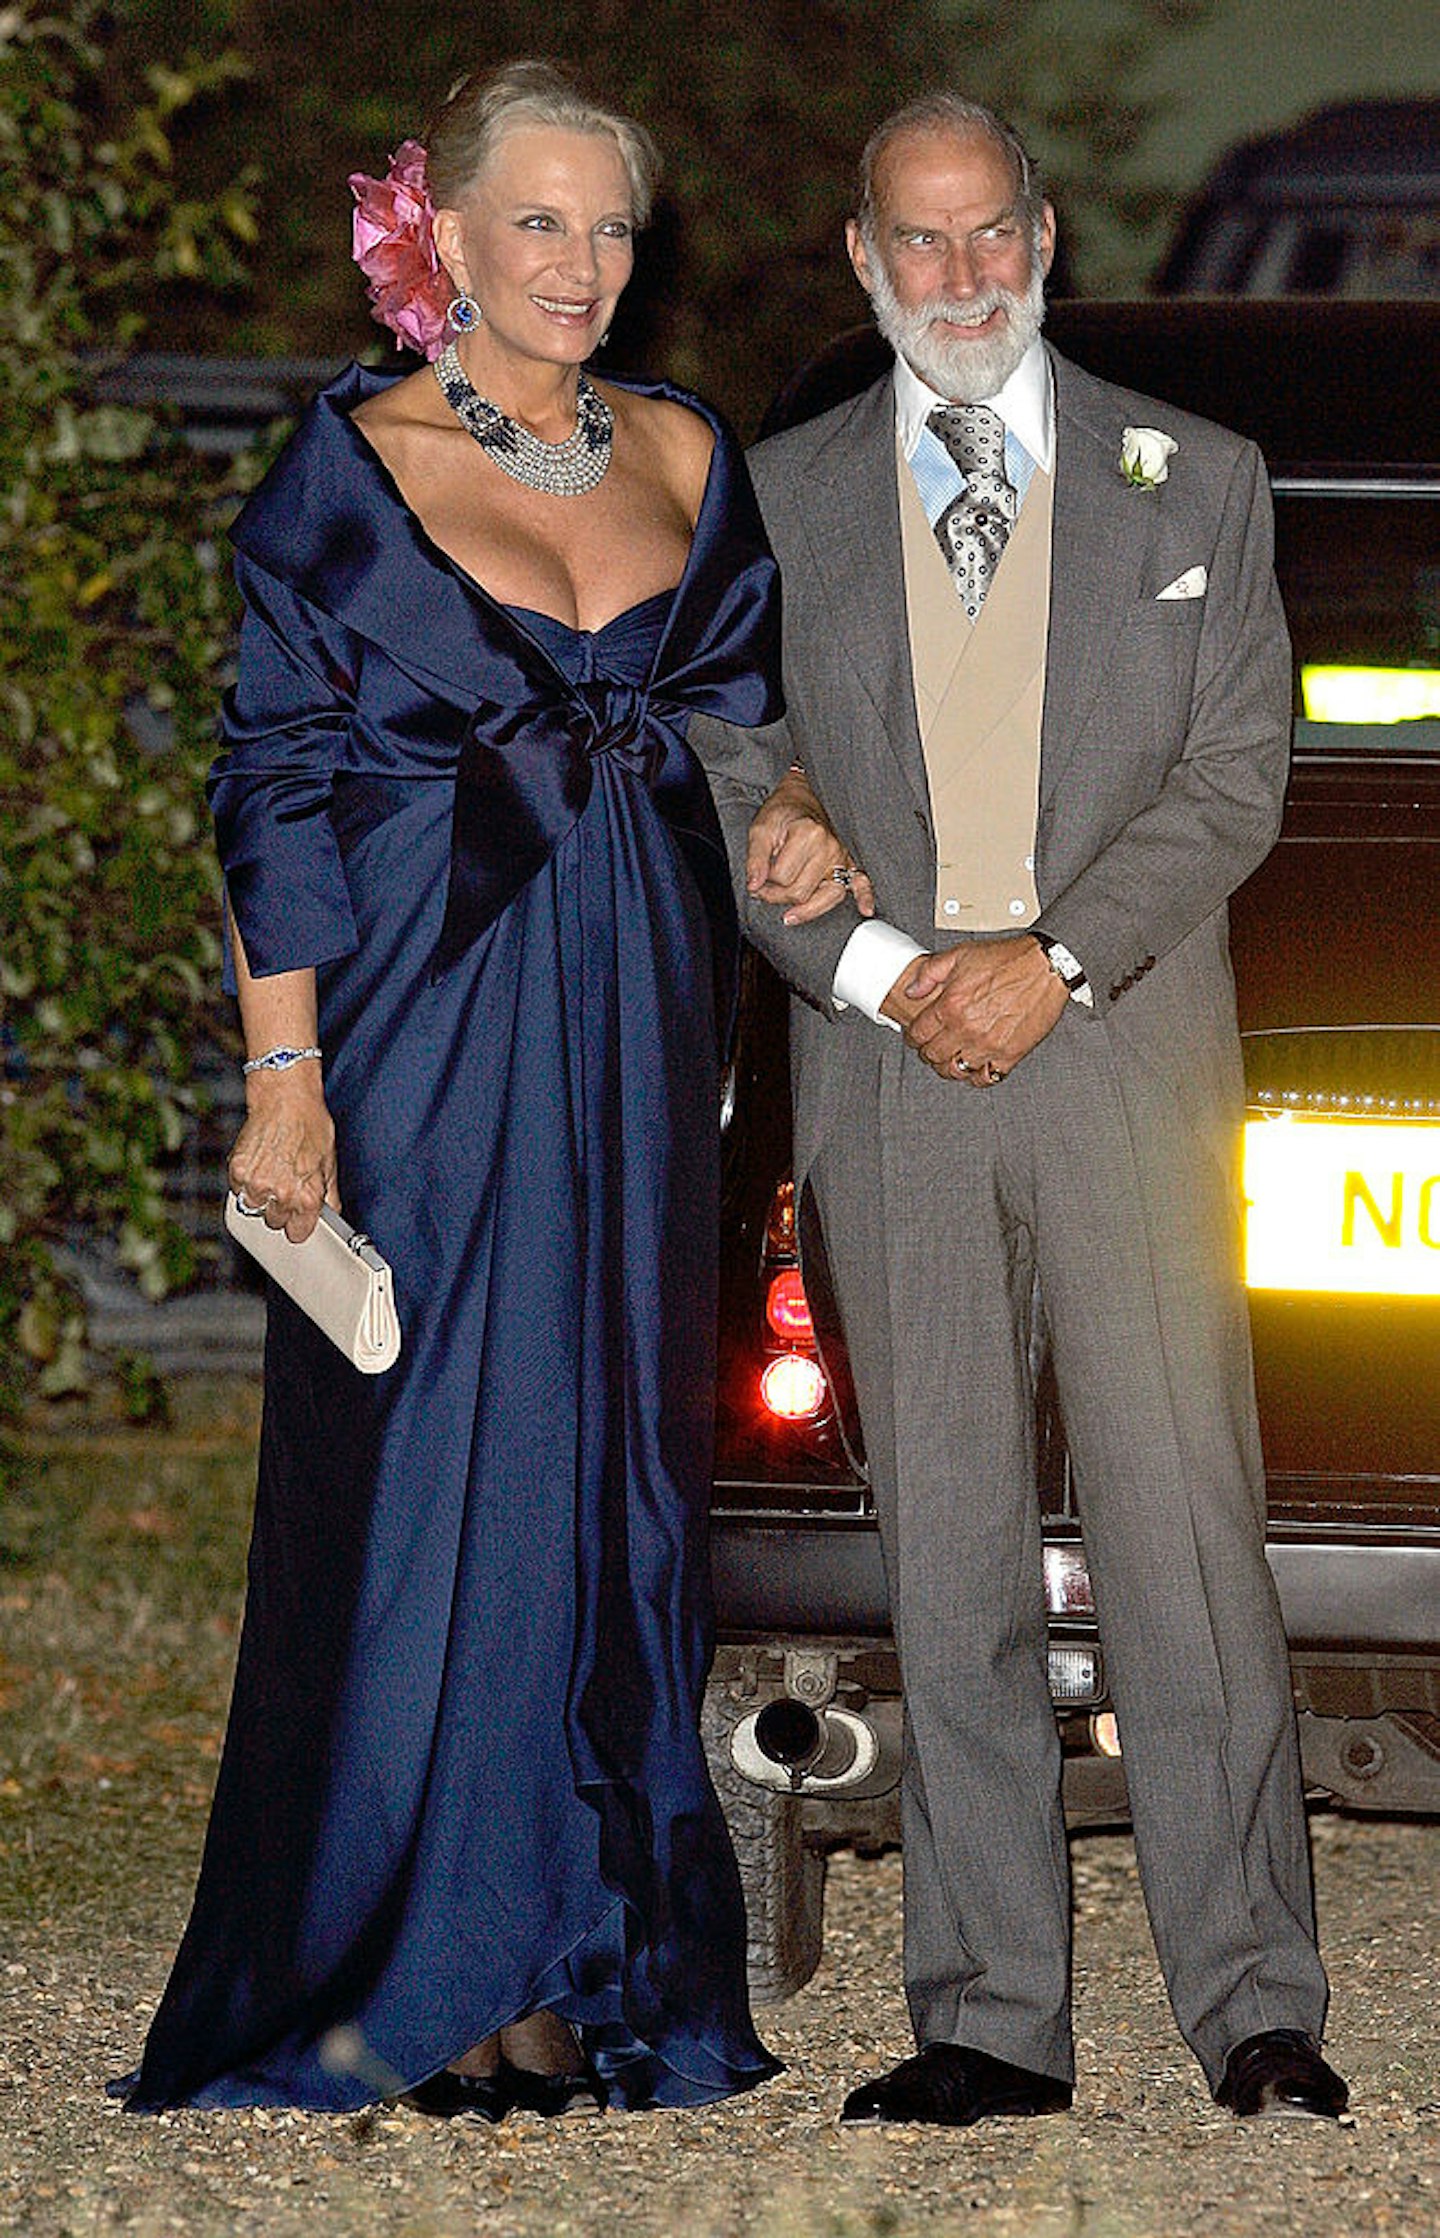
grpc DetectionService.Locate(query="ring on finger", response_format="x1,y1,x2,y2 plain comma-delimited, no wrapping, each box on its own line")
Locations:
984,1062,1006,1084
830,865,855,890
234,1189,270,1217
954,1054,972,1074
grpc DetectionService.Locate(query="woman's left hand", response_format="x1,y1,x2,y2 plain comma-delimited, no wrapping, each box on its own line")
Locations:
229,1070,338,1244
746,769,875,925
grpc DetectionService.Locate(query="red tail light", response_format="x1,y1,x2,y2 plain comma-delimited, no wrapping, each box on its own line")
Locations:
766,1268,814,1340
761,1352,827,1420
758,1178,829,1423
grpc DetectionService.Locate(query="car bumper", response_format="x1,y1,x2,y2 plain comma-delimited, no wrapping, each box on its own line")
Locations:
710,1513,1440,1657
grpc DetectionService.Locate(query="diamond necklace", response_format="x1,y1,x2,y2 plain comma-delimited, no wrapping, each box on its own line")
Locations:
433,343,613,497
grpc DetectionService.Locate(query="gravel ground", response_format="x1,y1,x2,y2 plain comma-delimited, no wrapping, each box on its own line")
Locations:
2,1403,1436,2236
1,1817,1436,2238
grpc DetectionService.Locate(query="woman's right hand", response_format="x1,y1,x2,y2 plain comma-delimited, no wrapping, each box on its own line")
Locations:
229,1072,339,1243
745,768,876,926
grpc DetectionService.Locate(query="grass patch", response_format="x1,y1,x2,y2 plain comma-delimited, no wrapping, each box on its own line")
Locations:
0,1418,258,1943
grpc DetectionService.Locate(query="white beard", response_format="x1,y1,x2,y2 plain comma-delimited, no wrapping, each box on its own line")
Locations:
865,249,1046,402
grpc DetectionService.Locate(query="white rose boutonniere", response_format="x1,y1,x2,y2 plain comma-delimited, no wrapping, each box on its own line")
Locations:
1120,425,1178,490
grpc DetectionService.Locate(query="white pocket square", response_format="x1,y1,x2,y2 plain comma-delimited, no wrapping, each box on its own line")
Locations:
1155,565,1207,601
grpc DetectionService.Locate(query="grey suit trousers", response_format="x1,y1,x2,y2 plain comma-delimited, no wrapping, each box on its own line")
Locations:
808,998,1328,2088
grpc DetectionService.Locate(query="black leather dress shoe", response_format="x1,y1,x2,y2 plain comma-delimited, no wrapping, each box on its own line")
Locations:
840,2042,1072,2127
1215,2029,1349,2120
502,2056,604,2118
405,2067,513,2122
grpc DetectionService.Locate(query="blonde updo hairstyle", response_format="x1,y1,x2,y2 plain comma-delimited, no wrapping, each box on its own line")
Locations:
425,58,661,224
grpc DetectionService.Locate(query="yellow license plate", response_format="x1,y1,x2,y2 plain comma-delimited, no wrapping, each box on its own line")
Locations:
1244,1115,1440,1297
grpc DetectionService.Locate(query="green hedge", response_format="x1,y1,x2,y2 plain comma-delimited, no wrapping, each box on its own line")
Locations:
0,2,258,1406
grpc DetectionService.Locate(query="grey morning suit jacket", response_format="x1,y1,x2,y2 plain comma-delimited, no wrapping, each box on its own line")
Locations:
692,345,1327,2085
695,343,1293,1206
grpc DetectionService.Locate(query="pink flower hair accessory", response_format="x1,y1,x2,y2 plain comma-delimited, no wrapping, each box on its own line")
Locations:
349,139,455,361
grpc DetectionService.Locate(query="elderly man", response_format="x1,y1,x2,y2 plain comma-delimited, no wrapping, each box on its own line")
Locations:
696,93,1347,2127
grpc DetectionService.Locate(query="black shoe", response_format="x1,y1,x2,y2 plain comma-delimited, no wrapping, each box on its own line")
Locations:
405,2067,513,2122
840,2042,1072,2127
501,2056,604,2118
1215,2029,1349,2120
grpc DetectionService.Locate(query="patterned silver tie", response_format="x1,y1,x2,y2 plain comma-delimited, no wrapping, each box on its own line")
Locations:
928,403,1017,619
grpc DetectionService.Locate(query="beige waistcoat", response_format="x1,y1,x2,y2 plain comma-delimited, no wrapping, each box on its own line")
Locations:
898,439,1054,932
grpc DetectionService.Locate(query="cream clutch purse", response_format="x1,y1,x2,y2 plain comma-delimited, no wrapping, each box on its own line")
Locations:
224,1193,401,1374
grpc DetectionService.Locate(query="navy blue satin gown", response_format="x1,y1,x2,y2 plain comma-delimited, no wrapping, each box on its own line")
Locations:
124,366,783,2112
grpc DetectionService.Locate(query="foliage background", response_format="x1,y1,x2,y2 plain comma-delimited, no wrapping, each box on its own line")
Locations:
0,2,259,1409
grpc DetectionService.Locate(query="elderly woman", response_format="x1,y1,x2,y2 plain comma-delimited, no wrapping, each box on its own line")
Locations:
122,61,850,2121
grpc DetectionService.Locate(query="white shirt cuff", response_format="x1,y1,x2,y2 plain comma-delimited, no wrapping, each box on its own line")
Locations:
833,921,926,1028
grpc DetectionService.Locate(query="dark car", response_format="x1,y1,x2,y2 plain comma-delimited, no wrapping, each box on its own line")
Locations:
1156,100,1440,298
702,300,1440,2003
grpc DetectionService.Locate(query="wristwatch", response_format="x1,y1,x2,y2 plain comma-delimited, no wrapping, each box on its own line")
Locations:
1031,930,1089,996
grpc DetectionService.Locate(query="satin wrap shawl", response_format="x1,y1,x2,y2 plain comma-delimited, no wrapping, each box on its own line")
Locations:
209,361,782,1003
